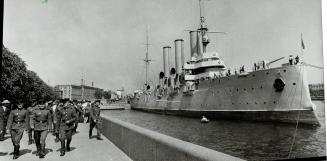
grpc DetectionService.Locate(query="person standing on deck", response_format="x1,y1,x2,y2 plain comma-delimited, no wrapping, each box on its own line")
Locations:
289,55,293,65
6,102,29,159
30,101,52,158
89,100,102,140
56,100,77,156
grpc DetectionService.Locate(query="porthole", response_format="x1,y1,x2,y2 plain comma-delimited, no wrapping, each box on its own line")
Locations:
293,82,296,86
246,102,249,104
236,88,239,91
273,101,276,104
266,72,269,75
260,86,263,89
244,88,246,91
283,70,286,72
252,88,254,90
264,102,266,104
232,103,234,105
253,74,255,77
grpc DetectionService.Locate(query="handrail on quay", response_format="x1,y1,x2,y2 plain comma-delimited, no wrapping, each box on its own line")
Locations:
100,115,244,161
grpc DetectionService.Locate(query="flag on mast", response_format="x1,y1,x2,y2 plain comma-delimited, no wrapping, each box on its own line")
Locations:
301,33,305,50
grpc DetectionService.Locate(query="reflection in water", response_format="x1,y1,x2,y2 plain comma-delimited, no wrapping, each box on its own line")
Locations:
103,101,326,160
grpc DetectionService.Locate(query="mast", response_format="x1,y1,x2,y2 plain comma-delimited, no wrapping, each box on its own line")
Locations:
144,26,151,89
198,0,210,53
81,72,84,100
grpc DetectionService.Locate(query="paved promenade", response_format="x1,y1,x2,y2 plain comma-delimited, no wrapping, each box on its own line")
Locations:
0,123,132,161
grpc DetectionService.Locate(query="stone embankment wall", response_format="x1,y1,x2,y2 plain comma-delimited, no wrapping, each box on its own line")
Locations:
101,115,243,161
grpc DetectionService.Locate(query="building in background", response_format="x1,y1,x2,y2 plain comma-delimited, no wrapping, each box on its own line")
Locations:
111,88,125,101
54,85,103,101
309,83,324,100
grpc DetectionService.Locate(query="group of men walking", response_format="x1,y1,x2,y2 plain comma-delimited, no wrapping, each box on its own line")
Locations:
0,99,102,159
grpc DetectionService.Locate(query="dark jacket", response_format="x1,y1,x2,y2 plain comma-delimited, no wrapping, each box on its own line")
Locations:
30,106,52,131
90,104,101,122
0,105,11,128
6,108,29,130
56,105,77,131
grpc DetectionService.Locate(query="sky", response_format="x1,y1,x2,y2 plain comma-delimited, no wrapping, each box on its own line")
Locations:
3,0,324,93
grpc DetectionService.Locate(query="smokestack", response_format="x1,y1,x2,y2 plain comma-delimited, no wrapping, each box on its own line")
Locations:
190,31,198,58
174,39,184,74
196,31,203,57
92,82,94,87
163,46,171,77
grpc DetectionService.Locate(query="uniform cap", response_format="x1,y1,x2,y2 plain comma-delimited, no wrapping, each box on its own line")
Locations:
2,100,10,104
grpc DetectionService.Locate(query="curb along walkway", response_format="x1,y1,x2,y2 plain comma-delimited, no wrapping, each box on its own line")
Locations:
0,123,132,161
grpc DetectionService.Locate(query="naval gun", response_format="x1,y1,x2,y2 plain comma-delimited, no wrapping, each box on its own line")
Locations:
266,57,285,68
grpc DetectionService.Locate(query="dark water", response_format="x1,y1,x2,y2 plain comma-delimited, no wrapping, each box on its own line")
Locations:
102,101,326,161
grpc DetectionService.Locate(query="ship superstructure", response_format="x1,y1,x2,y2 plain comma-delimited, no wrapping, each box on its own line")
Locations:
131,0,320,125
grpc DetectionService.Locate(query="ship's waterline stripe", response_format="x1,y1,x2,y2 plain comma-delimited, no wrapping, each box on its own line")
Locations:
155,100,181,103
134,107,313,112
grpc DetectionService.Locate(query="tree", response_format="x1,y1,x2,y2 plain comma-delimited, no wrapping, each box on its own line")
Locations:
94,90,103,99
1,46,58,105
103,90,111,100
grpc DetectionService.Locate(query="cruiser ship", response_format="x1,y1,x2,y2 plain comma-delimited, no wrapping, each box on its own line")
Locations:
131,1,320,125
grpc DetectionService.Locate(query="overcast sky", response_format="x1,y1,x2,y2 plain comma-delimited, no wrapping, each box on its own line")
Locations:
4,0,323,93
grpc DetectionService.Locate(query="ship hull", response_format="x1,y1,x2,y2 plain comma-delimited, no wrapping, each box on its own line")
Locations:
131,65,320,125
131,107,319,125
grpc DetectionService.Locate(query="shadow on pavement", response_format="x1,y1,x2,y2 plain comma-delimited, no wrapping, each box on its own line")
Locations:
32,148,53,155
1,136,11,141
45,148,53,154
56,147,76,152
0,152,8,156
19,149,32,156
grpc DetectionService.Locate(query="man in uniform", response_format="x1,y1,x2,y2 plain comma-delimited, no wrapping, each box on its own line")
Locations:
30,101,52,158
89,100,102,140
6,102,29,159
0,100,11,141
73,101,83,133
46,101,54,130
27,101,37,145
83,100,91,123
56,100,77,156
51,100,60,142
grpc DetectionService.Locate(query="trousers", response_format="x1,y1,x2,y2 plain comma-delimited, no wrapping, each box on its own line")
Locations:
10,129,24,146
59,129,73,141
89,119,100,137
34,130,48,146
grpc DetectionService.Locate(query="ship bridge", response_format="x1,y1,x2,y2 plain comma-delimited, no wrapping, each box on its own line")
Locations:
184,52,226,81
184,52,226,70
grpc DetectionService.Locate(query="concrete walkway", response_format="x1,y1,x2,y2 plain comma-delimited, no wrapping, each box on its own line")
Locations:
0,123,132,161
